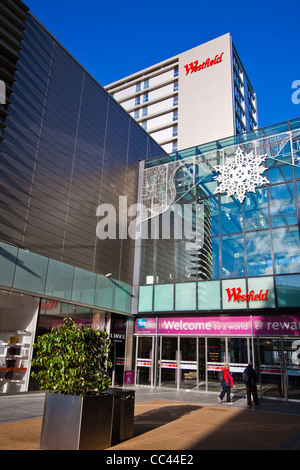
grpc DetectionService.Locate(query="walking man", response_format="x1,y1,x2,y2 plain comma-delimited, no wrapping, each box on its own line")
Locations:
243,362,259,407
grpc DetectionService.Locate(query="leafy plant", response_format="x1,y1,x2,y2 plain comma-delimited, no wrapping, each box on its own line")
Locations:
31,317,112,396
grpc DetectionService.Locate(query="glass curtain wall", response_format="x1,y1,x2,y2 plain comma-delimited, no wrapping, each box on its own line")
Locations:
139,120,300,314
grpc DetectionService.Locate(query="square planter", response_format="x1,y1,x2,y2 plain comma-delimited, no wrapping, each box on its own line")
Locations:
40,392,113,450
108,388,135,444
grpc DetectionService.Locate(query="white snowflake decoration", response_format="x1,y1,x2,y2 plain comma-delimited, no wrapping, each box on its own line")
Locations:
214,147,269,203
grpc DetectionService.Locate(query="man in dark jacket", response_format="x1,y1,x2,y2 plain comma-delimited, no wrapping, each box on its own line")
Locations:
243,362,259,407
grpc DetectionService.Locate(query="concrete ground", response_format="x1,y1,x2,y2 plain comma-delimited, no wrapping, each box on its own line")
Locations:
0,388,300,451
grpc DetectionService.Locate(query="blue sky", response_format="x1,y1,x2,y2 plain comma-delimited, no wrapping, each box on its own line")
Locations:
26,0,300,129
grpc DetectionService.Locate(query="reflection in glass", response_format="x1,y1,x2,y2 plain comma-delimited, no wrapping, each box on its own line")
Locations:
268,164,294,184
13,250,48,294
272,227,300,274
211,237,220,280
207,337,226,392
154,284,174,312
244,188,269,231
282,339,300,400
269,183,297,227
195,159,218,197
174,164,195,201
179,338,197,390
175,240,196,282
139,241,155,285
45,259,74,298
198,338,206,390
246,231,273,276
71,267,97,304
160,337,177,388
136,337,153,386
155,241,175,284
275,274,300,308
220,195,243,234
255,338,284,398
221,234,245,278
228,338,249,387
200,197,218,237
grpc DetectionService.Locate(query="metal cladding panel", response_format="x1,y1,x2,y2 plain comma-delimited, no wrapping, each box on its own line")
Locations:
40,392,113,450
0,12,163,284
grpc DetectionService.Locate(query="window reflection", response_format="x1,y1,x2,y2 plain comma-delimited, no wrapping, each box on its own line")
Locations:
246,231,273,276
269,183,297,227
276,274,300,308
155,241,175,284
139,241,155,285
244,188,269,231
273,227,300,274
221,234,245,278
175,240,196,282
220,195,243,234
268,164,294,184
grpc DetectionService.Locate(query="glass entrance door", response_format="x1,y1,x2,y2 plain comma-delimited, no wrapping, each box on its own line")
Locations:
256,338,284,398
179,337,197,390
284,338,300,400
136,336,154,386
198,338,206,391
228,338,249,393
255,337,300,400
160,337,178,388
207,338,226,392
135,335,300,401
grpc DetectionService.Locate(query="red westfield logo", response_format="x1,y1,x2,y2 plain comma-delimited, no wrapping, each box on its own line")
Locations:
226,288,269,303
184,52,224,75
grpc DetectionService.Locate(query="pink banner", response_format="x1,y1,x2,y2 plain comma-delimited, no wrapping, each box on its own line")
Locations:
252,316,300,336
158,317,251,336
135,315,300,337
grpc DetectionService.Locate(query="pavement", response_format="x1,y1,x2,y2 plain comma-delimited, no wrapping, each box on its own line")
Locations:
0,388,300,451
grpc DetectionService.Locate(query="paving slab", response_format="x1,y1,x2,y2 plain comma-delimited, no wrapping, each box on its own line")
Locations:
1,389,300,451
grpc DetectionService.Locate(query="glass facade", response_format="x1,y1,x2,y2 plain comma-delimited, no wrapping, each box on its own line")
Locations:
0,240,132,314
138,118,300,314
135,118,300,400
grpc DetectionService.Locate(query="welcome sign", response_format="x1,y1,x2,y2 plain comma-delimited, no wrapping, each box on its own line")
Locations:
158,316,251,335
135,315,300,337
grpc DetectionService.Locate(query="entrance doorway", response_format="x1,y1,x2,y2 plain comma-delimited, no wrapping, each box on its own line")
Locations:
206,337,249,393
255,338,300,400
134,335,300,400
136,336,154,386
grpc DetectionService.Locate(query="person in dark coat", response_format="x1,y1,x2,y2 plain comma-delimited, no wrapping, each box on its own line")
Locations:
243,362,259,407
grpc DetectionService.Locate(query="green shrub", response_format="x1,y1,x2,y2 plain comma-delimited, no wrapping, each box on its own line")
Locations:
31,317,112,396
